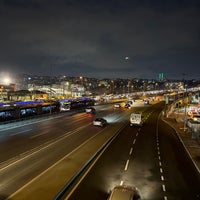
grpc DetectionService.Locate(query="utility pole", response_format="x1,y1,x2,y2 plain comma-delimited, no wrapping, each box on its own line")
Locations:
182,73,187,132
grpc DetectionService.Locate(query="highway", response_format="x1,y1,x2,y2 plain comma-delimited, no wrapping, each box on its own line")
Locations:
0,103,130,199
64,103,200,200
0,101,199,200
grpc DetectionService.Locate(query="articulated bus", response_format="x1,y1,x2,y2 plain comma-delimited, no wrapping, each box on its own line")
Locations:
0,98,95,123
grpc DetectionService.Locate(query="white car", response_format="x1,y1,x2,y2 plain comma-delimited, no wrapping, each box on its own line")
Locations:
114,104,121,108
85,107,96,114
93,118,107,127
192,115,200,122
108,185,141,200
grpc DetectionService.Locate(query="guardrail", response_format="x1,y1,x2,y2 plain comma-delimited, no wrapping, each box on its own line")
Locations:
53,124,125,200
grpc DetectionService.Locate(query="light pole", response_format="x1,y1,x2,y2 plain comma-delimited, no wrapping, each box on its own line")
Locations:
183,83,188,132
80,76,83,96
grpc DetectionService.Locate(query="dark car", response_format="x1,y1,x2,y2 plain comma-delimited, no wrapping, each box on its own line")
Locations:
124,103,131,109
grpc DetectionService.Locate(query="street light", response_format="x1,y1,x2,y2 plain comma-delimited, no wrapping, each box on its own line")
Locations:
183,84,188,132
4,78,10,85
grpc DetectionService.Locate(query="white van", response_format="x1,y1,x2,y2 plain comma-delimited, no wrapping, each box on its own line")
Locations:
130,112,143,126
108,185,141,200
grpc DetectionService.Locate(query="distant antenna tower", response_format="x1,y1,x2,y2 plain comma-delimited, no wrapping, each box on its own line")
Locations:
158,73,165,81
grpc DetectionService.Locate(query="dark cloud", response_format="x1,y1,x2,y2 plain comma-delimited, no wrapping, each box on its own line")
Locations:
0,0,199,80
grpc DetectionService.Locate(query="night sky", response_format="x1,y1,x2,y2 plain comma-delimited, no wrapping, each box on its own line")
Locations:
0,0,200,80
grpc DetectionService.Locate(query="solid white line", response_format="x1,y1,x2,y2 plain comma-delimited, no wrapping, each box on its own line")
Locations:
0,128,87,172
124,160,129,171
129,147,133,155
162,118,200,174
7,126,112,199
30,132,47,138
11,129,32,136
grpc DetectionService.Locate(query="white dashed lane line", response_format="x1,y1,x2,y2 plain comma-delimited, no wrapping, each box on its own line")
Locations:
121,132,138,185
133,139,136,144
162,184,166,192
156,135,168,199
124,159,129,171
129,147,133,155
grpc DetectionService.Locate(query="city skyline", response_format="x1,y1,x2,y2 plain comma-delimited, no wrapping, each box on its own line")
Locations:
0,0,200,80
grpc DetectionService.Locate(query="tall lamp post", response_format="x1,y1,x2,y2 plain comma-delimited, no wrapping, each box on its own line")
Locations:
183,81,188,132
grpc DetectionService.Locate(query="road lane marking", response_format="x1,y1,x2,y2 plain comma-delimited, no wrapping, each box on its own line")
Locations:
11,129,32,136
162,184,166,192
60,125,126,200
156,112,168,200
30,132,47,138
124,160,129,171
120,181,124,186
129,147,133,155
133,139,136,144
0,128,85,171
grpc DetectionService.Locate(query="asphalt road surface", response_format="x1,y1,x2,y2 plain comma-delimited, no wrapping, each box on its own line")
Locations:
0,103,129,199
0,102,199,200
65,103,200,200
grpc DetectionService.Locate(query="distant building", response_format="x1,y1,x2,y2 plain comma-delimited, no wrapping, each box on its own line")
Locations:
0,83,16,101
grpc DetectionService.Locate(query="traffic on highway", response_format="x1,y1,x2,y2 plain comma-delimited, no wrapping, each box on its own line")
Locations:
0,98,199,200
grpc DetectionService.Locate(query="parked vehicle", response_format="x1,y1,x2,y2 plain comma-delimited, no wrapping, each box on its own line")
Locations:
130,112,143,126
93,118,107,127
